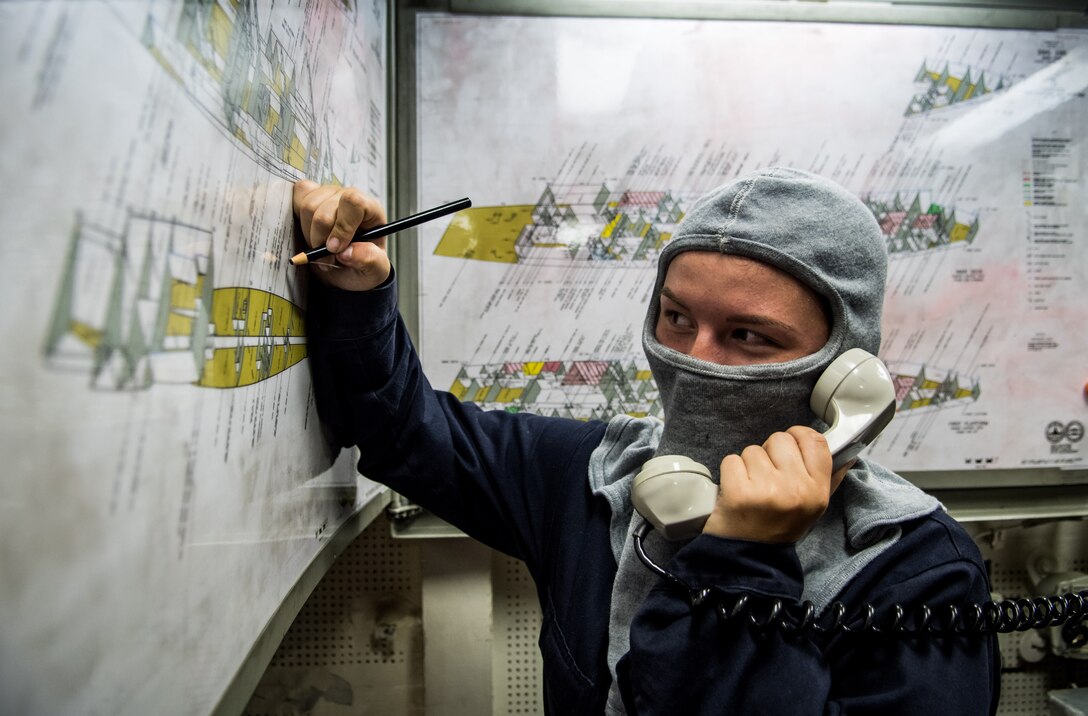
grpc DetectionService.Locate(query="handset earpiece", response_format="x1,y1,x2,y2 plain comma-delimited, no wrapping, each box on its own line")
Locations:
809,348,897,472
632,348,898,541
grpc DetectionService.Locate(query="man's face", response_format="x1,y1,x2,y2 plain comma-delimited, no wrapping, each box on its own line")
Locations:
654,251,830,366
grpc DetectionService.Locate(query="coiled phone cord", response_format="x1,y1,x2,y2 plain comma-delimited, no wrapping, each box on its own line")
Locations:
633,521,1088,638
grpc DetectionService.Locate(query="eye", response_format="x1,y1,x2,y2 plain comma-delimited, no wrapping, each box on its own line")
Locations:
730,328,778,347
663,309,694,330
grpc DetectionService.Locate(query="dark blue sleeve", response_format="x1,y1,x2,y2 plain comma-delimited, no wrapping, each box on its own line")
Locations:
306,274,607,567
621,516,999,715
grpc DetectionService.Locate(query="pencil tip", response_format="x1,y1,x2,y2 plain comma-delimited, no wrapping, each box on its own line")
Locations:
290,252,308,266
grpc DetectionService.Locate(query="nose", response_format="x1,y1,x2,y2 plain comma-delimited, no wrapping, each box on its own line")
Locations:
687,330,727,365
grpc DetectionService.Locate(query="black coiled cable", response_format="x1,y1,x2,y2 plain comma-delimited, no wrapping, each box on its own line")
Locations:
632,521,1088,638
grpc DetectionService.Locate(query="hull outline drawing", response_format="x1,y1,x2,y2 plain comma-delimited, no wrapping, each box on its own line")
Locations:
864,190,980,255
446,357,978,421
906,59,1010,116
435,182,686,267
44,211,306,391
141,0,357,183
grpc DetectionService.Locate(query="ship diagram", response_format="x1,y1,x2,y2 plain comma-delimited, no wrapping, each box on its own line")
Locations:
435,182,686,267
447,358,977,421
44,212,306,390
906,59,1010,116
142,0,366,183
864,190,980,255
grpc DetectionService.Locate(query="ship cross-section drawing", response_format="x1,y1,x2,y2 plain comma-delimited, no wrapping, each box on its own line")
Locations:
44,213,306,391
435,182,685,266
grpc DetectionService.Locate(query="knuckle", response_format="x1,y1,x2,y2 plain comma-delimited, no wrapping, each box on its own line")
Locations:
340,188,374,219
766,431,791,446
341,187,366,206
741,444,763,458
719,453,744,474
312,208,336,233
301,194,324,216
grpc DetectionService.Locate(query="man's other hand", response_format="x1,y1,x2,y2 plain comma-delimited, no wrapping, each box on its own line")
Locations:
703,426,851,543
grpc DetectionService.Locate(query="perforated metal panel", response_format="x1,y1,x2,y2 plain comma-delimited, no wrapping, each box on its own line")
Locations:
245,514,424,715
492,552,545,715
246,514,1085,715
969,520,1088,715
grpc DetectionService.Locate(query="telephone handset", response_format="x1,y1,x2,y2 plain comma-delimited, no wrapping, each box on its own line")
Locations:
630,348,1088,638
632,348,897,541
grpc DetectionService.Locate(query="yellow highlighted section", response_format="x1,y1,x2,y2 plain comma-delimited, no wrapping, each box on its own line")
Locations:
69,320,103,348
601,213,622,239
209,4,233,59
171,277,201,310
264,107,280,135
207,287,304,338
285,136,307,171
949,223,971,243
450,380,469,400
166,313,193,337
434,206,534,264
198,288,307,388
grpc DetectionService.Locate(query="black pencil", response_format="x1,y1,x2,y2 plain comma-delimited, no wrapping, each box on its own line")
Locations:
291,197,472,266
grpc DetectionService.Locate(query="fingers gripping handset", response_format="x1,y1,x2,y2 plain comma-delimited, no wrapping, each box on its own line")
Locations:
631,349,897,541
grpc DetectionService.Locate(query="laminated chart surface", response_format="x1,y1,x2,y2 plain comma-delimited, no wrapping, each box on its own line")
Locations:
415,14,1087,473
0,2,388,714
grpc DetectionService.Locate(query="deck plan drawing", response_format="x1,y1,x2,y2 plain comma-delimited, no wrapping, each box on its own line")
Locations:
416,15,1087,474
906,60,1011,116
45,213,307,390
449,357,977,426
141,0,384,186
0,2,387,715
863,190,980,255
434,182,686,266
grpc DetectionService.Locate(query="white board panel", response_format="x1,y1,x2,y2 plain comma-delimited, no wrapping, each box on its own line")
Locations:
0,1,388,714
414,13,1087,475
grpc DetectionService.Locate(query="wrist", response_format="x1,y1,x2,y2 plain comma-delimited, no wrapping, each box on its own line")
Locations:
670,534,803,599
308,267,398,339
702,509,805,544
314,260,391,292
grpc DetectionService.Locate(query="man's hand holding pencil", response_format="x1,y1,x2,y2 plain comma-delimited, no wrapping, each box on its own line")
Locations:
292,180,391,292
292,179,471,292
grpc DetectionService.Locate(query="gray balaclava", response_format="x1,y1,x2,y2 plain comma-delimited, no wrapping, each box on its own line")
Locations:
645,166,888,472
598,168,892,713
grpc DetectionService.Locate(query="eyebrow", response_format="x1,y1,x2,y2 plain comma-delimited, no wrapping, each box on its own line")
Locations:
659,285,801,334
